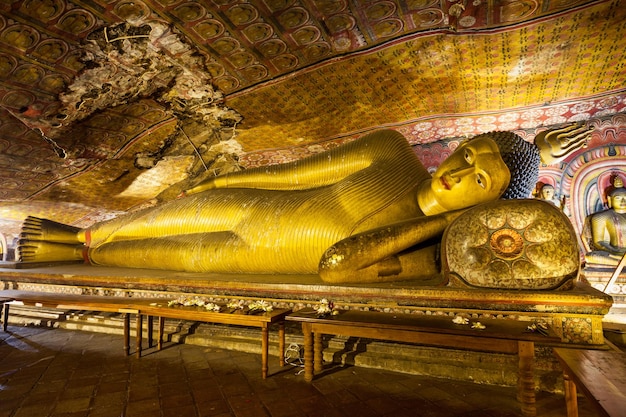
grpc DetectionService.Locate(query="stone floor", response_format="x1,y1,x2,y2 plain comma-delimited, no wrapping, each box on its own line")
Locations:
0,325,598,417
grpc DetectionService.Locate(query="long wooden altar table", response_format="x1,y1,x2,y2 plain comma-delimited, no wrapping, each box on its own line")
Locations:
287,308,560,417
138,303,291,379
553,348,626,417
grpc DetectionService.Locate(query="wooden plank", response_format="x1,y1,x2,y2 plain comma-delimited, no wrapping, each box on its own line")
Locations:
287,308,560,343
0,290,158,313
553,348,626,417
140,304,290,325
309,322,520,353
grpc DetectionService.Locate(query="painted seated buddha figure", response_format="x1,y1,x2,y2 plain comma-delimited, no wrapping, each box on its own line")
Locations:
585,178,626,267
18,124,589,284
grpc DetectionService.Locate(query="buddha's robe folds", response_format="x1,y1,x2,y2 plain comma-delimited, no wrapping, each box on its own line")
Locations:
85,130,429,274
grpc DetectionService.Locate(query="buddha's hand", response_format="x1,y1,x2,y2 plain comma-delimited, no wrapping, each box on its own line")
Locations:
535,123,592,165
593,240,626,255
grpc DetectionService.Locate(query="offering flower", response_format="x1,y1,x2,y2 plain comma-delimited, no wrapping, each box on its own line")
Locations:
248,300,273,313
227,300,246,310
314,299,338,317
471,322,486,330
204,303,221,312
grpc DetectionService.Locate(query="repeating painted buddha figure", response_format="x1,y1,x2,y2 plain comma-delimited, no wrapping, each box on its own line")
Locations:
18,124,589,284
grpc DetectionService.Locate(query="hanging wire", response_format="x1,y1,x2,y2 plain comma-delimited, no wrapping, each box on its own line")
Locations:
179,126,209,171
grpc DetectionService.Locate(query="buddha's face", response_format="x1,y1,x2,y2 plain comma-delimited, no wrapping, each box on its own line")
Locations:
609,190,626,213
430,137,511,211
541,186,555,200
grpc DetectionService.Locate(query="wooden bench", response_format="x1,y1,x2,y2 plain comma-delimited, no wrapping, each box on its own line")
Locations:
1,290,289,378
287,308,560,417
553,347,626,417
137,302,290,379
1,290,149,356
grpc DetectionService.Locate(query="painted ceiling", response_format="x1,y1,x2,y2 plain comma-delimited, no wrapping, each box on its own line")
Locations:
0,0,625,238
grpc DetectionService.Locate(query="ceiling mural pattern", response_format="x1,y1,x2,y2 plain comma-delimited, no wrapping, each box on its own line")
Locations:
230,1,626,152
112,0,597,94
0,0,624,238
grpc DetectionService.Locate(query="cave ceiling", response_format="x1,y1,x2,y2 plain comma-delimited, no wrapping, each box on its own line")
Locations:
0,0,625,237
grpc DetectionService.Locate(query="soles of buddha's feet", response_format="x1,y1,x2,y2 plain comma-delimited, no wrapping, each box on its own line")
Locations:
18,217,84,262
20,216,81,244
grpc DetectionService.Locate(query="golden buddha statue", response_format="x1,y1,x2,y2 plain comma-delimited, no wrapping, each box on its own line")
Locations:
18,124,590,284
585,178,626,266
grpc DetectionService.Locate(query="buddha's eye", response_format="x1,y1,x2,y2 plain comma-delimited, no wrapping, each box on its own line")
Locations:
464,149,474,164
476,174,486,189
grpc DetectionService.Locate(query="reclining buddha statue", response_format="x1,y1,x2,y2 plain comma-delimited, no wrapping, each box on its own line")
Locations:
17,124,590,284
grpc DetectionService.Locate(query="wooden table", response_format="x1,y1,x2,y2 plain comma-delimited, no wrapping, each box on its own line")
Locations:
287,308,560,417
1,290,146,355
1,290,291,379
139,303,291,379
553,348,626,417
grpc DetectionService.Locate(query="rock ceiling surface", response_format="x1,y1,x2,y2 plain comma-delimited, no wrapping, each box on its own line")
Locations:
0,0,625,237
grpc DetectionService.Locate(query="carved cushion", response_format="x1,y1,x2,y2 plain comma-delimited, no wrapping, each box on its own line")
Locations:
441,199,580,290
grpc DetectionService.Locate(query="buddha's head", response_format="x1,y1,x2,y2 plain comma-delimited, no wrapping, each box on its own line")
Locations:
423,131,540,214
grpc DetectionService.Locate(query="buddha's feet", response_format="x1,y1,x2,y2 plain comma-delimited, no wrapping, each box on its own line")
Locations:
20,216,81,244
18,216,85,263
17,240,85,263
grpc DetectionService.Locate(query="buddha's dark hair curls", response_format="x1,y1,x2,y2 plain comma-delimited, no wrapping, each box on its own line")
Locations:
471,131,540,200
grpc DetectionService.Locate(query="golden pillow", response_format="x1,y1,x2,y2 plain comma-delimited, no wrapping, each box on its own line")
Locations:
441,199,580,290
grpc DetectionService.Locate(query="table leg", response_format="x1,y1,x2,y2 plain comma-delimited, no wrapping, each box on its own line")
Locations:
302,322,314,382
147,316,153,348
314,332,323,374
2,303,8,332
135,314,143,359
158,316,164,350
261,323,269,379
562,369,579,417
278,321,285,367
123,313,130,356
518,341,536,417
